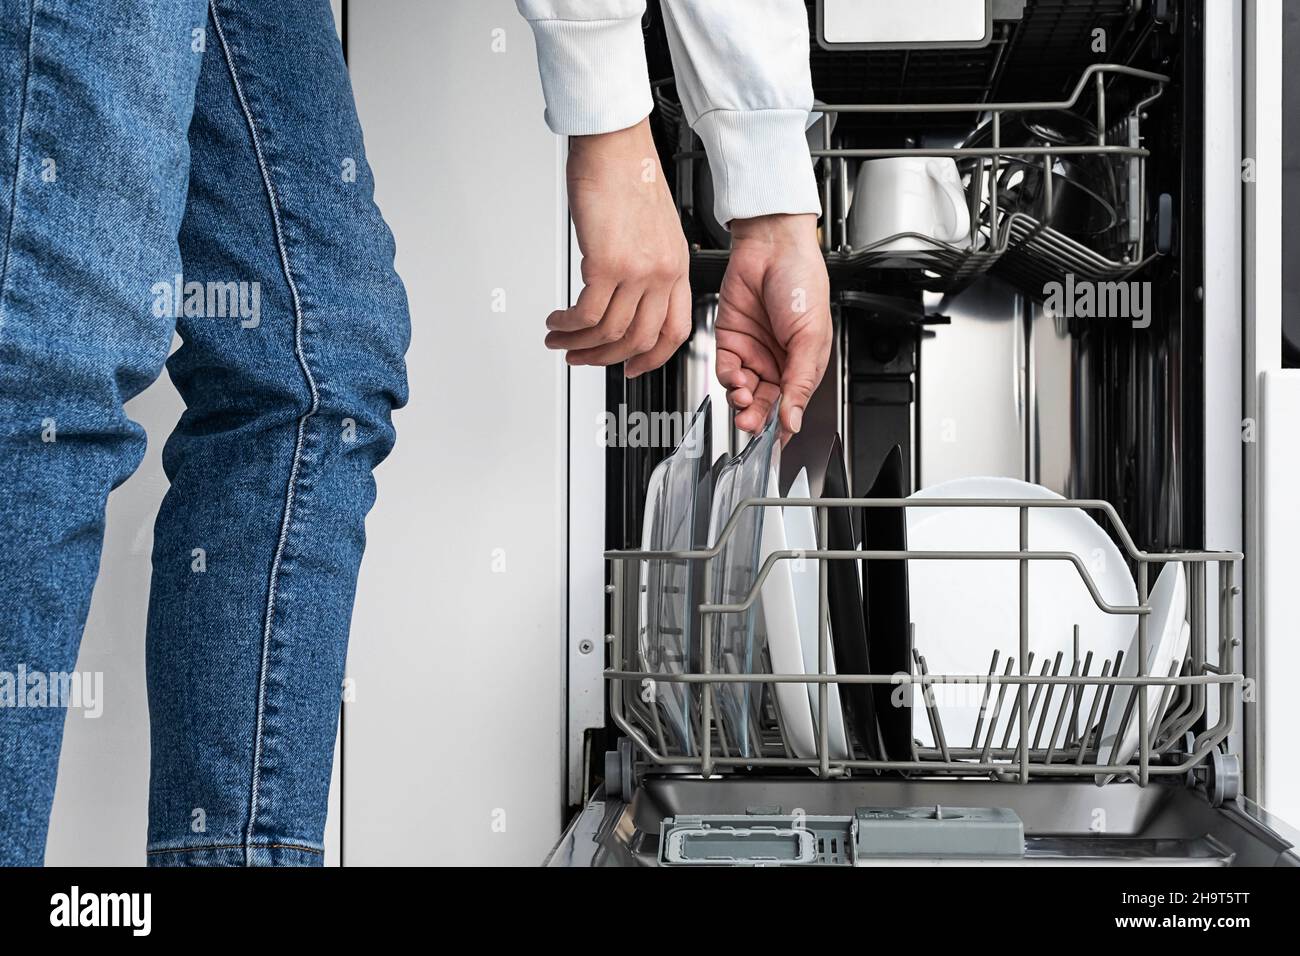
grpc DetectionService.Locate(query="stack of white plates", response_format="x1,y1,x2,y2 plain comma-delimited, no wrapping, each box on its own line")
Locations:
904,477,1188,763
758,467,850,761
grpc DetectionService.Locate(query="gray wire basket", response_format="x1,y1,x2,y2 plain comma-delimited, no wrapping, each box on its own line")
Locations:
604,496,1242,788
681,63,1169,298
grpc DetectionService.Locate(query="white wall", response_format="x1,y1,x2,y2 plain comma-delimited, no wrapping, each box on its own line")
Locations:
1250,0,1296,826
1261,371,1300,829
340,0,568,865
43,390,176,866
45,0,569,866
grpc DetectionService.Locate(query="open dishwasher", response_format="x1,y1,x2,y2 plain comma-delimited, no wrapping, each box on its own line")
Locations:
549,0,1300,867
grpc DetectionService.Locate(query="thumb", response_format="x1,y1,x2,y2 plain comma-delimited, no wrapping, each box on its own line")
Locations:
779,323,829,436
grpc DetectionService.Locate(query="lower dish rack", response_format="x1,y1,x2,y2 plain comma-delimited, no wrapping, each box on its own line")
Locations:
603,496,1244,792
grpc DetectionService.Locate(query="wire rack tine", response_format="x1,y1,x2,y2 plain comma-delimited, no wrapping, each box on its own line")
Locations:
1032,652,1065,749
971,649,1001,749
1045,658,1080,763
914,650,951,763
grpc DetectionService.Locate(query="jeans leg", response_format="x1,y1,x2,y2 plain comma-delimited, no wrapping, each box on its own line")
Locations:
0,0,207,865
144,0,410,867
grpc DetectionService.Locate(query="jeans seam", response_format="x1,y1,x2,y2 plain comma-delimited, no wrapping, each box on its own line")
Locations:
0,0,38,324
146,841,323,857
209,1,322,868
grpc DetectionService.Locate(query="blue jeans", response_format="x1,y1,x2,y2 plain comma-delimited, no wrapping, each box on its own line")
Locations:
0,0,410,865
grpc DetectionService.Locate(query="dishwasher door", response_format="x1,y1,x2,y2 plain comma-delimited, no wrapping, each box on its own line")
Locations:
547,777,1300,867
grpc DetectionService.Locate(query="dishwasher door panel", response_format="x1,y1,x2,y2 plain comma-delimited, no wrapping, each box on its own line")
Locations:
549,779,1299,867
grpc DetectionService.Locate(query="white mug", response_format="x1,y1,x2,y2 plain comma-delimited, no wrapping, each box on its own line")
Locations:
848,157,971,254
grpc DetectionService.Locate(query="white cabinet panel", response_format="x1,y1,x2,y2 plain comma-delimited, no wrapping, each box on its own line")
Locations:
343,0,568,864
1260,374,1300,825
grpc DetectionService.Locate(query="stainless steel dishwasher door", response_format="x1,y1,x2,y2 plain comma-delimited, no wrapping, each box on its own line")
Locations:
546,778,1299,867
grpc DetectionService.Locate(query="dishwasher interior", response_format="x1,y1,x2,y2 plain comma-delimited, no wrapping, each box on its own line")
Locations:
553,0,1299,866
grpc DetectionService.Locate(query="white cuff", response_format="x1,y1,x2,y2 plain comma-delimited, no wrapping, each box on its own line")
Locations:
693,109,823,228
526,17,654,135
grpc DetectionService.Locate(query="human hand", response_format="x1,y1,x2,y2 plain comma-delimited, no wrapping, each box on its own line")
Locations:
544,118,692,378
714,213,832,438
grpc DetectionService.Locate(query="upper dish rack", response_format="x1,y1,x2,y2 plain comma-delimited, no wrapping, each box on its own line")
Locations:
678,64,1170,299
603,496,1242,793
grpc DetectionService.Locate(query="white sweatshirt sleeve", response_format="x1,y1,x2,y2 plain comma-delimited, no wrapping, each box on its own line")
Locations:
515,0,821,227
514,1,655,137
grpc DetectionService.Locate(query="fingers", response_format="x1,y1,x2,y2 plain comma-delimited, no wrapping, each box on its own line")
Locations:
778,320,832,436
720,367,759,410
736,380,782,435
716,325,783,385
716,348,759,409
546,282,640,352
718,345,781,437
546,258,691,372
566,284,666,368
716,322,786,435
625,277,692,378
544,279,615,333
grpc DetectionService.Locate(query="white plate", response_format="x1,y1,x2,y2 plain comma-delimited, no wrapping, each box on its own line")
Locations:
758,467,819,759
1098,561,1188,767
905,477,1138,752
784,469,850,758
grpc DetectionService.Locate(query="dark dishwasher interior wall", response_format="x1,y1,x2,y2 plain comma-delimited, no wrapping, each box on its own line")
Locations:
614,0,1205,560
